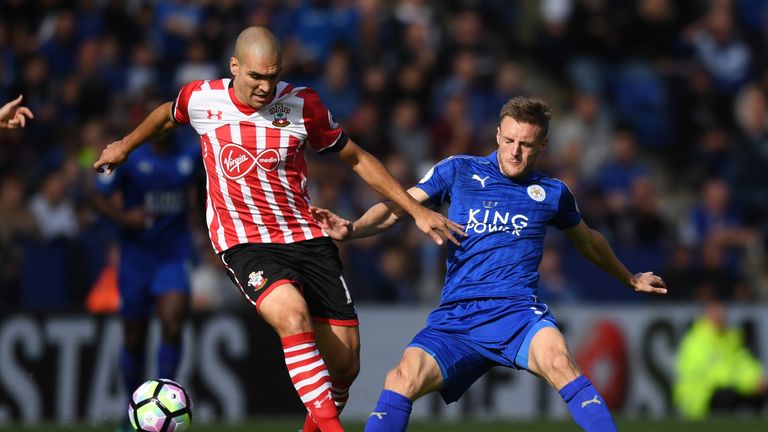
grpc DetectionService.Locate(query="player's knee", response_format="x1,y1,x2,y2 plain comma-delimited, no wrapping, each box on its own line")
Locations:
384,365,418,398
332,357,360,385
271,310,313,336
549,352,576,375
325,347,360,383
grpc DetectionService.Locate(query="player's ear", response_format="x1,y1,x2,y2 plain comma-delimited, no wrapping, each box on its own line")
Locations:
495,126,501,145
230,57,239,76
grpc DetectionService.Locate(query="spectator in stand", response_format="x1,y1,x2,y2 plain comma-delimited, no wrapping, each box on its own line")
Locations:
594,126,650,217
29,168,79,241
0,172,38,309
686,3,753,97
679,178,754,275
730,84,768,223
549,91,613,182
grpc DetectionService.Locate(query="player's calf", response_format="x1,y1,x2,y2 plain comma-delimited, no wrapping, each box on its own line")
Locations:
559,375,618,432
282,332,344,432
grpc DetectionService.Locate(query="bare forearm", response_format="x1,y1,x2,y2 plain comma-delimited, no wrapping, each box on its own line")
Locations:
577,229,634,287
350,201,409,239
351,151,424,217
122,102,176,151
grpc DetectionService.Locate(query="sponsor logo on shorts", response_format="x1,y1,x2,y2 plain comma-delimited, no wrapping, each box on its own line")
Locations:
247,271,267,291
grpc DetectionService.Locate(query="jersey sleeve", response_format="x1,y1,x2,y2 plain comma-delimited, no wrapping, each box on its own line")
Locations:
414,157,459,206
172,80,205,125
550,179,582,230
299,88,347,153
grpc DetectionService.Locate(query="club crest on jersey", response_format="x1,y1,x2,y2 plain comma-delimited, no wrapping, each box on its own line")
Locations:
247,271,267,291
269,104,291,127
527,184,546,202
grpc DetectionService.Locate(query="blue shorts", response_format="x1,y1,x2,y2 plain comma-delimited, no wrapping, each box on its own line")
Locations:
408,297,558,404
119,250,191,319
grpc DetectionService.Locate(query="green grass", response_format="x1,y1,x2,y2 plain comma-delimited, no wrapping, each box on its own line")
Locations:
1,417,766,432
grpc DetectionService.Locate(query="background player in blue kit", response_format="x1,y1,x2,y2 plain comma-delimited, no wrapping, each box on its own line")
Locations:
312,96,668,432
92,131,201,429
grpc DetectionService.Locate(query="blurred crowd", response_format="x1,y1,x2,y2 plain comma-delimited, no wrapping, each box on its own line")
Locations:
0,0,767,312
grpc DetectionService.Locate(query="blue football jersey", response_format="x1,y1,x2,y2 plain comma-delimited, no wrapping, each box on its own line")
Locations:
95,141,201,258
416,151,581,304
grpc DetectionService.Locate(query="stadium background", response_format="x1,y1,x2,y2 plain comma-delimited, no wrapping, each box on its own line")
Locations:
0,0,767,430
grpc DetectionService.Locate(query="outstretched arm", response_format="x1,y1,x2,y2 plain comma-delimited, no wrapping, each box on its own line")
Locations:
93,102,177,174
311,187,433,240
336,140,465,245
564,221,667,294
0,95,34,129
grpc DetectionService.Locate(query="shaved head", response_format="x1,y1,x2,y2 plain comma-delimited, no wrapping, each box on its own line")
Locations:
229,27,283,109
234,26,281,62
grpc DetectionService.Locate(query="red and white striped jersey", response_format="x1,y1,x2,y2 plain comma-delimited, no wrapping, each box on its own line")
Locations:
173,78,346,253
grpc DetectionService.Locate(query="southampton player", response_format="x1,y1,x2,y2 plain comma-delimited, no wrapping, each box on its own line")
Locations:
94,27,463,432
92,132,201,431
312,97,668,432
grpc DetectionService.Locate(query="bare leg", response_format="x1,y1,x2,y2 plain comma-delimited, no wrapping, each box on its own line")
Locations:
364,347,443,432
526,327,617,432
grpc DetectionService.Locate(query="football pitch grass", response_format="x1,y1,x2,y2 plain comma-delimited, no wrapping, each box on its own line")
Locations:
1,417,766,432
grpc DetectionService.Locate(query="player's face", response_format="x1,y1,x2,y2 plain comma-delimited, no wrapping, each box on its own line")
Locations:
230,50,281,110
495,116,546,179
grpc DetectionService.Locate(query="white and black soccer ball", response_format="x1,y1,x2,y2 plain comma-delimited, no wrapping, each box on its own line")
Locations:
129,378,192,432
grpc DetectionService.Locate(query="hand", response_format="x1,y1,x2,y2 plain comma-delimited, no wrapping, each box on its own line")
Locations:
630,271,667,295
93,139,130,174
0,95,34,129
310,206,352,241
412,208,466,246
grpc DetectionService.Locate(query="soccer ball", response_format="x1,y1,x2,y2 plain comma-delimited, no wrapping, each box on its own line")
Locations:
129,379,192,432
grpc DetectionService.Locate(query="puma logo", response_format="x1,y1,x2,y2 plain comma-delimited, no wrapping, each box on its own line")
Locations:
581,395,602,408
369,412,387,420
472,174,489,187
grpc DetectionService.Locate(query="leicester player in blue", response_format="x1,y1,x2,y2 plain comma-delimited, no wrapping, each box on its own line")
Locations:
312,96,668,431
92,132,201,428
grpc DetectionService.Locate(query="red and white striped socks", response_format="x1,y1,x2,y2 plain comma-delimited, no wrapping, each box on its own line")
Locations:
303,379,351,432
281,332,343,432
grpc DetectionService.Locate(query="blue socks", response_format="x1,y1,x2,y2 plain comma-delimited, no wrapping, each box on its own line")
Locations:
157,342,181,379
120,348,145,398
364,377,614,432
364,390,412,432
559,375,618,432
